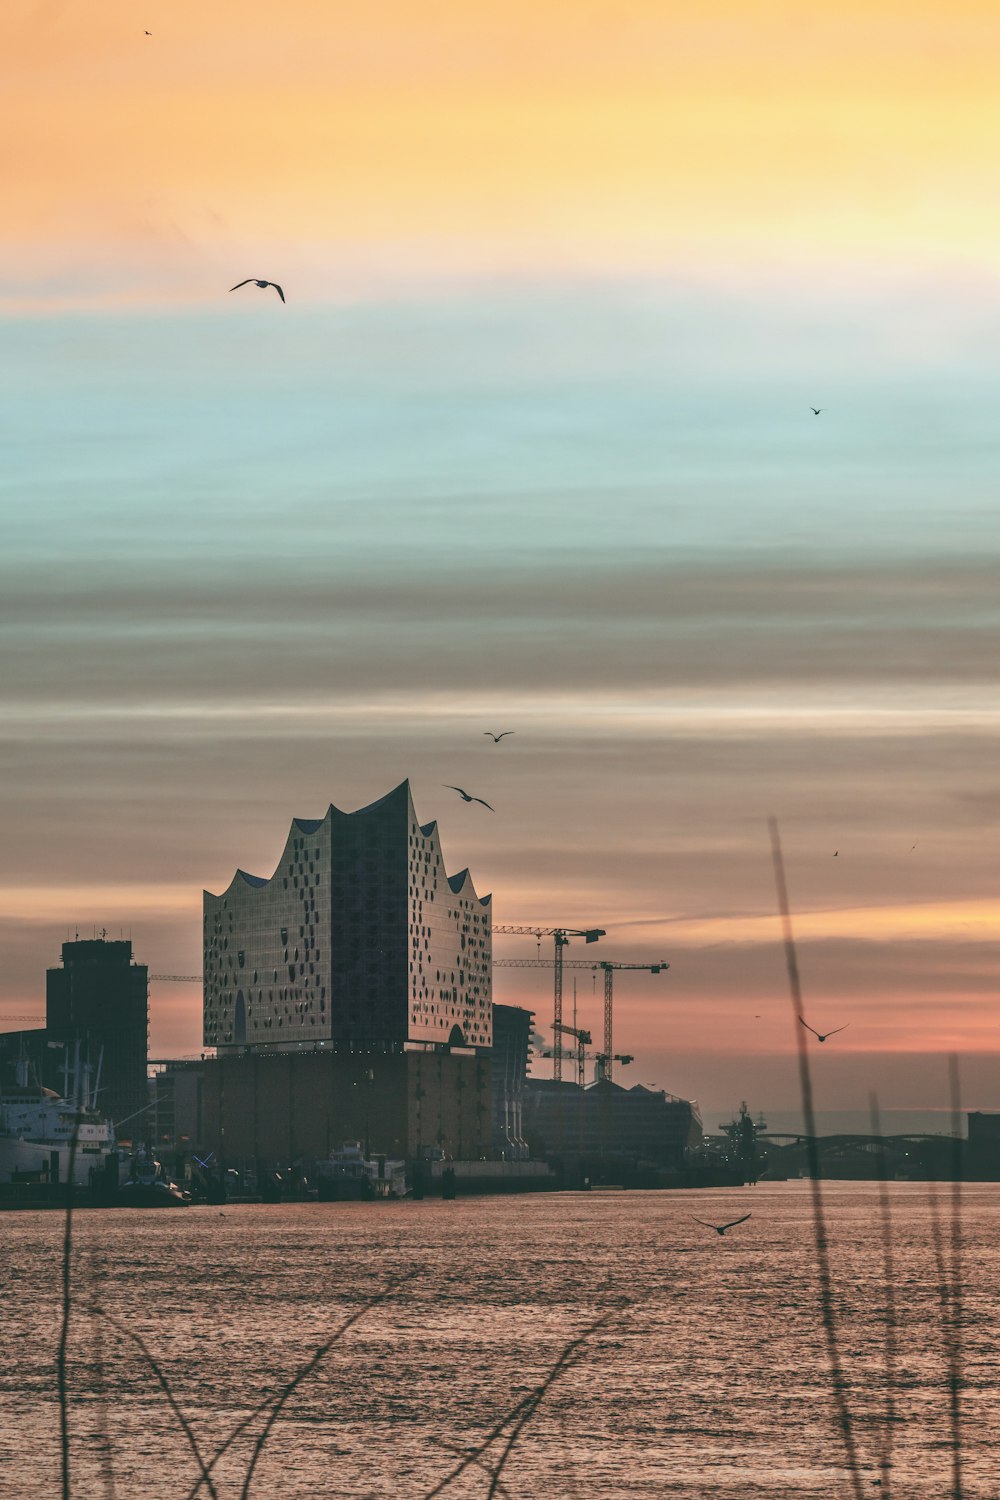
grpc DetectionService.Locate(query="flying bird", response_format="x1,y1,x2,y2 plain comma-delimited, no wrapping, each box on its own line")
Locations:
444,786,494,811
799,1018,849,1043
692,1213,752,1236
230,279,285,303
811,407,823,415
484,731,515,742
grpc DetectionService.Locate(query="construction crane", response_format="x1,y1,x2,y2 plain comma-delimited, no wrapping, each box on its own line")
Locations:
494,956,668,1083
0,1015,46,1026
492,926,605,1082
595,1051,635,1080
552,1021,592,1088
149,975,201,982
594,962,668,1083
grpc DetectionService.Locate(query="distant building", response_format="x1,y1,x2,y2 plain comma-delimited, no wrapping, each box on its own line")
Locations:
149,1060,208,1153
491,1004,533,1160
967,1112,1000,1179
523,1078,701,1168
46,938,149,1133
200,1049,490,1167
203,780,492,1056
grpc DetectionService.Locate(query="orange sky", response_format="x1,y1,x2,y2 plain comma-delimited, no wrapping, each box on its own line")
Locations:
8,0,1000,292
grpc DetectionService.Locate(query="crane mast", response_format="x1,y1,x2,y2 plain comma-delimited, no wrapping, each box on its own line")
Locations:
494,955,668,1083
492,926,605,1082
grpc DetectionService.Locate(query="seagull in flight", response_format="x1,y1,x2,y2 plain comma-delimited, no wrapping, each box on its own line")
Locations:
230,279,285,303
692,1213,752,1236
444,786,494,811
810,407,823,415
799,1018,849,1043
484,731,515,742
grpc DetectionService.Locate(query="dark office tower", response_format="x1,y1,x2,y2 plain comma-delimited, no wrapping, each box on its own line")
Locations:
203,780,493,1055
46,938,149,1133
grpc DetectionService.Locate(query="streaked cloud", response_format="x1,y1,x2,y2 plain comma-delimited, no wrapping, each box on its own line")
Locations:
4,1,1000,1118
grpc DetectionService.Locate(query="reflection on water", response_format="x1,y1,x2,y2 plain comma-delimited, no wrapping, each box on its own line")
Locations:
1,1183,997,1497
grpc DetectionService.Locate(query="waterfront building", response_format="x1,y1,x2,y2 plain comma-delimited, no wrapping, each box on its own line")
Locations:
523,1078,701,1168
203,780,492,1055
198,781,493,1169
491,1004,533,1160
46,937,149,1133
202,1047,489,1168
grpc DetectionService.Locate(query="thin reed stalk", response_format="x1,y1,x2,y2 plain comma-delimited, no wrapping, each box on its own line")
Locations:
421,1308,614,1499
237,1271,416,1500
926,1060,966,1500
947,1056,965,1500
88,1257,118,1500
56,1116,81,1500
180,1394,277,1500
768,818,865,1500
429,1438,515,1500
96,1311,219,1500
182,1274,416,1500
868,1094,896,1499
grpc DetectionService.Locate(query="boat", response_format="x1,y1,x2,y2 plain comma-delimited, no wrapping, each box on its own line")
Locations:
0,1042,117,1198
118,1154,191,1207
315,1142,408,1200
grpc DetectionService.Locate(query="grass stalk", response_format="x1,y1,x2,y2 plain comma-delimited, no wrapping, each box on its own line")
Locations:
868,1094,896,1499
237,1271,416,1500
88,1257,118,1500
769,818,865,1500
946,1055,964,1500
429,1438,516,1500
421,1308,614,1499
56,1115,81,1500
96,1311,219,1500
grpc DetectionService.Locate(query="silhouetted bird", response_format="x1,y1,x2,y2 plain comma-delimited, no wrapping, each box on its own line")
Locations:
230,278,285,303
444,786,494,811
484,731,515,742
833,850,838,857
799,1018,849,1043
692,1213,752,1236
811,407,823,415
145,29,152,34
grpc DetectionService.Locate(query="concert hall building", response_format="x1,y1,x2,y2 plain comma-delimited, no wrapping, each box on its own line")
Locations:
203,780,493,1058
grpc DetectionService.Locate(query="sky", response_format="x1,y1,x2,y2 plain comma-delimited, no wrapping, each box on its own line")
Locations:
3,0,1000,1128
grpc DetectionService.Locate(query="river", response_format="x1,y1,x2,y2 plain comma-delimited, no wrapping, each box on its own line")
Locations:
1,1181,997,1498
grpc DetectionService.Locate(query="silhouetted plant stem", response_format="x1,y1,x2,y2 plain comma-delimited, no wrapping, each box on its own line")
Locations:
769,819,864,1500
927,1059,966,1500
96,1311,219,1500
85,1255,118,1500
429,1437,515,1500
869,1094,896,1499
180,1394,277,1500
422,1308,615,1499
237,1271,416,1500
483,1331,596,1500
56,1116,80,1500
946,1055,965,1499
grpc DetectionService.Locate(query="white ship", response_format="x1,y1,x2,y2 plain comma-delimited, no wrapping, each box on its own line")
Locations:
316,1142,409,1200
0,1042,116,1189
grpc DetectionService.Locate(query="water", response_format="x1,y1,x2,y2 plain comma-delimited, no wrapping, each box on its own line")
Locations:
1,1182,997,1498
